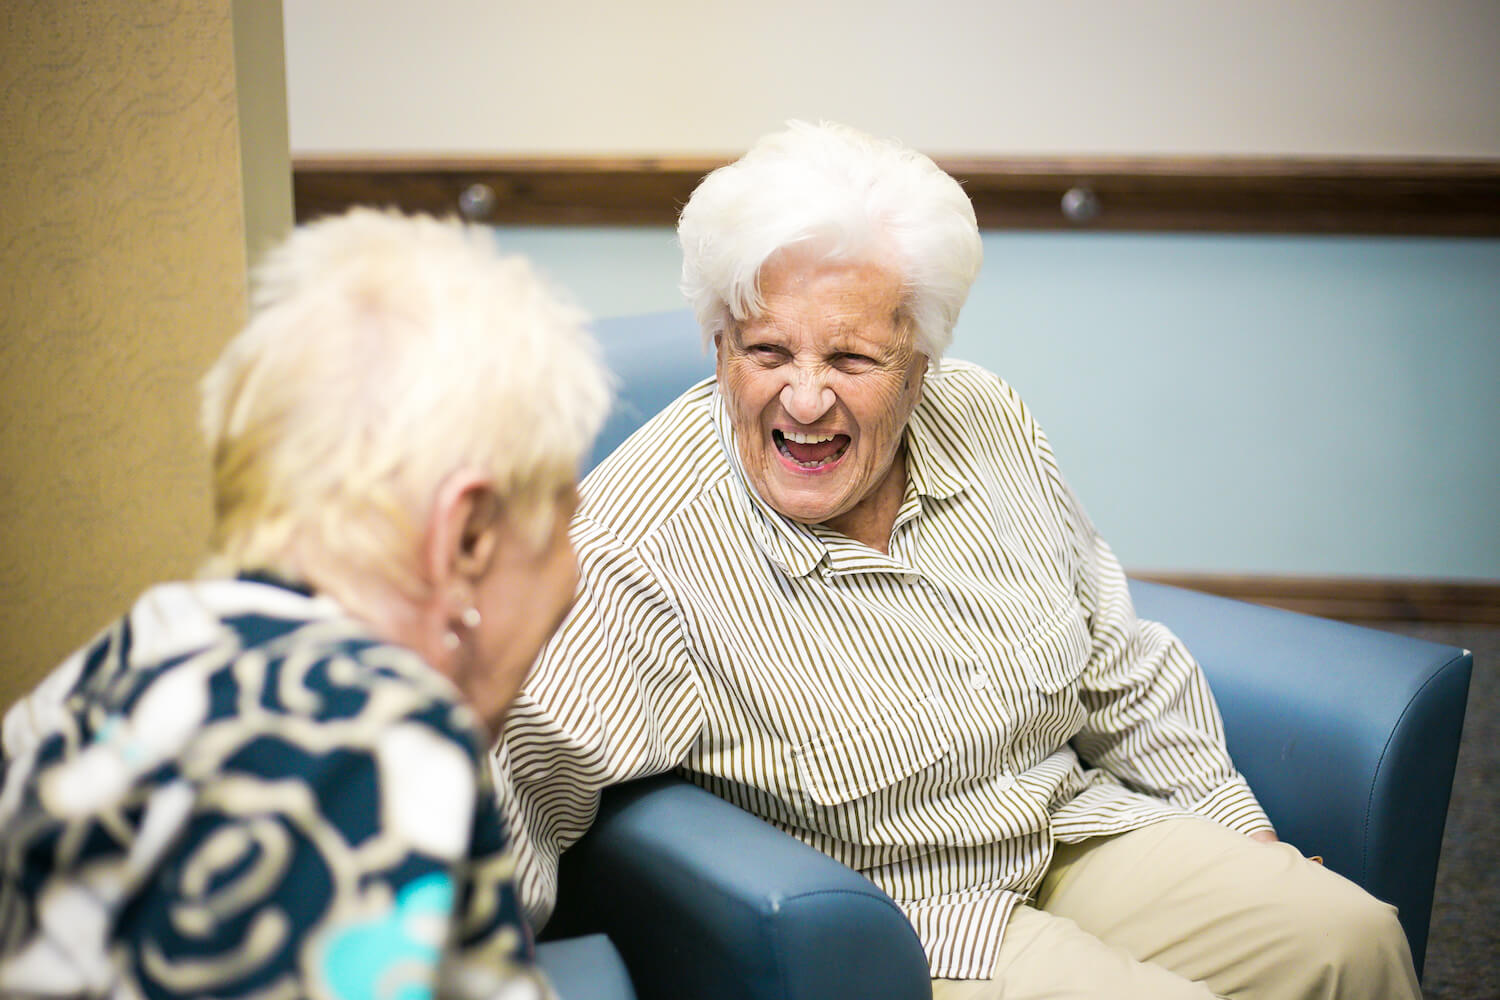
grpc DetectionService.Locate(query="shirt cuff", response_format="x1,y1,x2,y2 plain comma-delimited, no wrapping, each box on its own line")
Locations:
900,888,1019,980
1189,777,1275,836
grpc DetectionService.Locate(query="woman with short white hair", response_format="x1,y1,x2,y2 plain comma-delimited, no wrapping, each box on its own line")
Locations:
0,209,609,1000
497,121,1420,1000
679,119,981,364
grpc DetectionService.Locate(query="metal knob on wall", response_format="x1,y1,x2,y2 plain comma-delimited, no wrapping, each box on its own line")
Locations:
1060,185,1101,224
458,182,497,221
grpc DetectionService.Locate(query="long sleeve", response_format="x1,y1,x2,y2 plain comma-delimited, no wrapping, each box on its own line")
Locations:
1034,417,1273,836
495,512,707,929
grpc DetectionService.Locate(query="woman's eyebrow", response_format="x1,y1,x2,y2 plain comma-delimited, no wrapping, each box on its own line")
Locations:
826,326,892,354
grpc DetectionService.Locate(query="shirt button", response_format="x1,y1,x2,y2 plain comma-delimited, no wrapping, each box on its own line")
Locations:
967,670,990,690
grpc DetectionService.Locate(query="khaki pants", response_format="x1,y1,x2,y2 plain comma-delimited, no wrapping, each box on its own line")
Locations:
931,817,1421,1000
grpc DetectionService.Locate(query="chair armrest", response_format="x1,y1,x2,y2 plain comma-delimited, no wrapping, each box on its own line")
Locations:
546,774,932,1000
535,933,635,1000
1129,579,1472,977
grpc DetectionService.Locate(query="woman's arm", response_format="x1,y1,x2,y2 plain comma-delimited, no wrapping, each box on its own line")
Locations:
493,513,708,930
1033,418,1275,837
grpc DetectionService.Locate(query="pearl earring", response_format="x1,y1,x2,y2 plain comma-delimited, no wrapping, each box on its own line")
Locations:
443,631,461,651
460,606,482,629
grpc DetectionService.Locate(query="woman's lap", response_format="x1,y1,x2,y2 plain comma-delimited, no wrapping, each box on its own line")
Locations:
932,816,1419,1000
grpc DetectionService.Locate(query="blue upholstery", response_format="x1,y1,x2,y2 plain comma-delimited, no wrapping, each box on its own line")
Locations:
545,777,931,1000
1130,581,1472,980
535,934,635,1000
541,310,1472,997
586,310,713,469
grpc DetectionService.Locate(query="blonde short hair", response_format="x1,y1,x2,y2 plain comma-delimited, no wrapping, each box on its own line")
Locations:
678,120,982,360
200,208,610,597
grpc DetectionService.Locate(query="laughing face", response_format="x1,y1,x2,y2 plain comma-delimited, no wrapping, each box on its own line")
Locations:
716,249,927,549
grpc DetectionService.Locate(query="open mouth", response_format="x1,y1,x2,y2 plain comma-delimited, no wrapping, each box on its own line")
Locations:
773,429,850,469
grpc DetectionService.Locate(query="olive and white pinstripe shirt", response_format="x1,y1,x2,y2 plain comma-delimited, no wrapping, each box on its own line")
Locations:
494,360,1271,979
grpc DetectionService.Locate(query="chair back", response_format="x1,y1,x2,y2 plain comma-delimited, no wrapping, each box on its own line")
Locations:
587,310,713,472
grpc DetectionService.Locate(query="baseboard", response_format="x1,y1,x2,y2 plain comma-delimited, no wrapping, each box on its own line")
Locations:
1131,573,1500,625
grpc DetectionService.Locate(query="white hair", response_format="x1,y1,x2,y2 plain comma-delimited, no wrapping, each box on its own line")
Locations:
199,208,611,598
677,120,982,360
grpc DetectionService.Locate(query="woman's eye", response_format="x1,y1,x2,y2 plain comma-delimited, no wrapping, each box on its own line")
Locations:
746,344,784,361
835,353,876,371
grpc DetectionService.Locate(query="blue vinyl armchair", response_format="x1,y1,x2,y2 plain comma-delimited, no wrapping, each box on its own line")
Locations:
537,311,1473,1000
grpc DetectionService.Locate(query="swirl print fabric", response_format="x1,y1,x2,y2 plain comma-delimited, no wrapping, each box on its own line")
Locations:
0,577,548,1000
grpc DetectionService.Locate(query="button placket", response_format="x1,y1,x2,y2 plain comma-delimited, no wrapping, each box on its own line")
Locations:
900,568,1023,781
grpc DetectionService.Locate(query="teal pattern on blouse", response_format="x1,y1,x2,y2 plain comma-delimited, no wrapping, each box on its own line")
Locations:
0,578,546,1000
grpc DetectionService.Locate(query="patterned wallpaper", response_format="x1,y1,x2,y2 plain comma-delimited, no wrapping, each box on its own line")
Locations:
0,2,250,707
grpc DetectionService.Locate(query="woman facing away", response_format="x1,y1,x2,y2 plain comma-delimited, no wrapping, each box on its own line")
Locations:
0,209,610,1000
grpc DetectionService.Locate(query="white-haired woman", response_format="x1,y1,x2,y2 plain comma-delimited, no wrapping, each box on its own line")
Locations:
0,209,609,1000
495,122,1420,999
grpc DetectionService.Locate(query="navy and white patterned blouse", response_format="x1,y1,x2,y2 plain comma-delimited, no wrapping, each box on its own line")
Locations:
0,576,549,1000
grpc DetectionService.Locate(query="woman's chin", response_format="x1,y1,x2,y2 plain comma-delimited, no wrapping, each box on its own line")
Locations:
761,481,850,526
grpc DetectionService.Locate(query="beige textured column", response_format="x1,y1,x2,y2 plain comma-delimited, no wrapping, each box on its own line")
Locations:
0,2,291,710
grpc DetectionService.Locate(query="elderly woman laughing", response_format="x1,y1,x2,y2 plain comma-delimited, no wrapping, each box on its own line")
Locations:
495,122,1419,1000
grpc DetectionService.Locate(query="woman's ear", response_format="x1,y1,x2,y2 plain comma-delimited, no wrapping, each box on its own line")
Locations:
454,487,500,580
424,470,500,592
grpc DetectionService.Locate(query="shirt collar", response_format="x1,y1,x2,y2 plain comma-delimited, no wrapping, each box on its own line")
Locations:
903,378,973,502
235,569,316,597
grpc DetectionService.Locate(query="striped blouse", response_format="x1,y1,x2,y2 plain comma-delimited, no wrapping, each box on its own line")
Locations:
494,360,1272,979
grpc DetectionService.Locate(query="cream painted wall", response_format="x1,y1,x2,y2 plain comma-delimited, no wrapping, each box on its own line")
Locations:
0,3,292,706
283,0,1500,157
278,1,1499,584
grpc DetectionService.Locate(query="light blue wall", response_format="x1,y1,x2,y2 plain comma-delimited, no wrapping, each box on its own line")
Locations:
494,226,1500,580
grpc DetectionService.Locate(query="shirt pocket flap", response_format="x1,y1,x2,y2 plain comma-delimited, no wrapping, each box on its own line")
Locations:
1023,604,1093,693
793,695,952,807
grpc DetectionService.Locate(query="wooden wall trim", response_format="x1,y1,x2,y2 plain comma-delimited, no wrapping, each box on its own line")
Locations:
1131,573,1500,625
293,154,1500,235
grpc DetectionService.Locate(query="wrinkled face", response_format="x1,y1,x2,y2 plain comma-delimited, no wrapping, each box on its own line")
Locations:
716,250,926,539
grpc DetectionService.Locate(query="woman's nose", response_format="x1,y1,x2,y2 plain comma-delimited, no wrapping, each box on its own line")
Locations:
780,367,835,423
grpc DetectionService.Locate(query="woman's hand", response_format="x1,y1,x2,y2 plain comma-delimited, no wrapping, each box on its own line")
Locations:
1250,828,1324,864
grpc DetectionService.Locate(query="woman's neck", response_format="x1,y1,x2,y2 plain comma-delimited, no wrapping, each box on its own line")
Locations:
823,446,908,554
